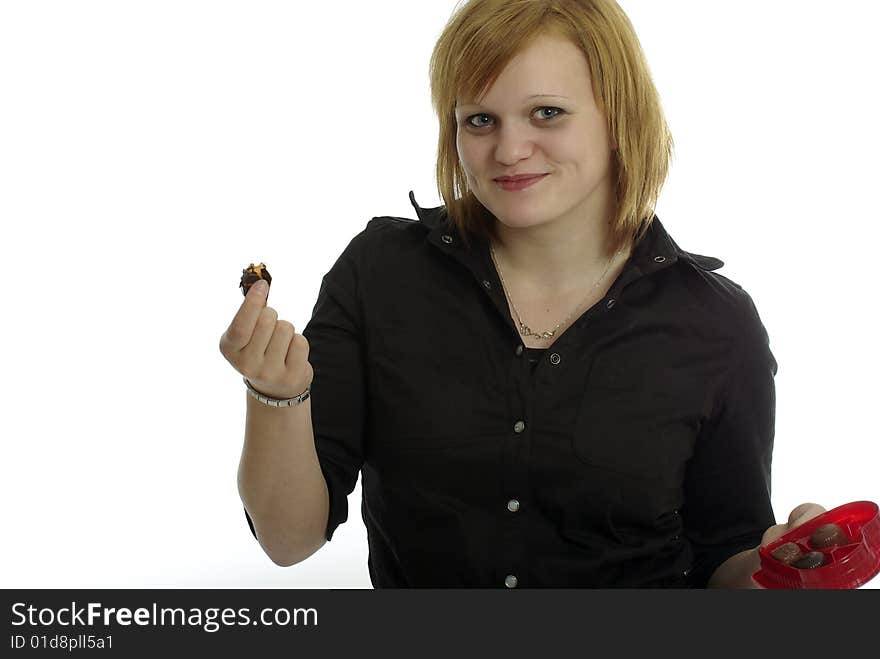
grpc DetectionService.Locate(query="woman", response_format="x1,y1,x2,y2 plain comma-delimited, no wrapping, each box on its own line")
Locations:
222,0,825,587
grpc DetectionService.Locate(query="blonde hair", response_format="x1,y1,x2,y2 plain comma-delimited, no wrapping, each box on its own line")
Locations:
428,0,674,254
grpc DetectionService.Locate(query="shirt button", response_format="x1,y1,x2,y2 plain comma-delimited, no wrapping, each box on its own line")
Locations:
515,344,524,357
504,575,518,588
442,234,454,244
606,298,616,309
482,280,492,290
507,499,520,512
654,255,666,263
513,420,525,433
549,352,561,365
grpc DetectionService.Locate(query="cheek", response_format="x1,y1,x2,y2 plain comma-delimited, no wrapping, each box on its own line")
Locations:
551,130,588,156
567,137,613,174
456,135,479,164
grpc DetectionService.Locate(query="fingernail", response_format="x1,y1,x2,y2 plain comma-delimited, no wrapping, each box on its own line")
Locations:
254,280,268,294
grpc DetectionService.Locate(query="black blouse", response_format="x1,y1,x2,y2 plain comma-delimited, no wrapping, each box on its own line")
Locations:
244,191,778,588
523,347,547,373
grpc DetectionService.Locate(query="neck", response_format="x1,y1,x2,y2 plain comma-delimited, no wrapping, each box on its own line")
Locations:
489,208,629,294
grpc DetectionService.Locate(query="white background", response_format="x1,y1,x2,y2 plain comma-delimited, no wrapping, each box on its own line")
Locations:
1,1,877,589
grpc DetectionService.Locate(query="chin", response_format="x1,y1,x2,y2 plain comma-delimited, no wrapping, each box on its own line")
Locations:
492,210,554,230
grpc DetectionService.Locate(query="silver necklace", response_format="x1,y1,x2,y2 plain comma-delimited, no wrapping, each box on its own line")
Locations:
490,240,623,341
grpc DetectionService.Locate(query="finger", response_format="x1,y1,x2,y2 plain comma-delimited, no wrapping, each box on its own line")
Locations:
286,332,310,369
760,523,790,548
787,502,826,529
222,280,270,351
760,503,829,549
247,307,278,358
265,320,295,365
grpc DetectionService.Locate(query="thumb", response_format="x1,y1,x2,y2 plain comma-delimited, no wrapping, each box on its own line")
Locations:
243,277,270,305
256,278,270,303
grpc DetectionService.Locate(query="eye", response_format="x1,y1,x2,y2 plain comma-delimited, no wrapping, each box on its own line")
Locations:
465,106,565,129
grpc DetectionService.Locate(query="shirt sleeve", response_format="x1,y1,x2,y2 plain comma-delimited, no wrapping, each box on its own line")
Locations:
681,291,778,587
243,226,370,544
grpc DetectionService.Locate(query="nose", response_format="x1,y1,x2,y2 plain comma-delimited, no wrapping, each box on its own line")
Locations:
493,124,537,165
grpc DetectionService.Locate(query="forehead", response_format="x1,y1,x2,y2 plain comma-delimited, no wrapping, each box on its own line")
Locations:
456,93,572,110
455,34,590,108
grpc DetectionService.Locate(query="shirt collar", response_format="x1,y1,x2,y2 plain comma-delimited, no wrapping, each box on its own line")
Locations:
407,190,723,275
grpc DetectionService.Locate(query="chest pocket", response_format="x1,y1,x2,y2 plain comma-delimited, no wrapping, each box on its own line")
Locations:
366,326,483,448
571,351,701,487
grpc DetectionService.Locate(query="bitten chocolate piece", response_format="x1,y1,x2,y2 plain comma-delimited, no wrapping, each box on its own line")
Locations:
770,542,803,565
240,262,272,297
810,523,849,549
792,551,826,569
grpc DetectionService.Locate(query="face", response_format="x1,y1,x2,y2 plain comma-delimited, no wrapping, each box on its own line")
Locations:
455,32,617,235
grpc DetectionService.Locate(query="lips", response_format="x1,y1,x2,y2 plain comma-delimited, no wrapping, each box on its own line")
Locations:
494,174,547,182
495,174,548,191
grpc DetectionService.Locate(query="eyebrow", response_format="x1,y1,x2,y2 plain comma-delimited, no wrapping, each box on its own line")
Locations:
457,94,571,109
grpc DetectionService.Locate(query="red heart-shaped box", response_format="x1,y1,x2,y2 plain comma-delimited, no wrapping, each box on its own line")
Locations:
753,500,880,589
